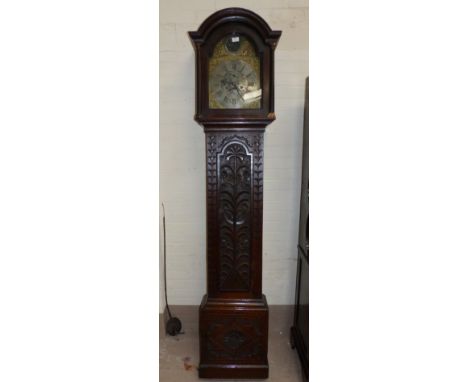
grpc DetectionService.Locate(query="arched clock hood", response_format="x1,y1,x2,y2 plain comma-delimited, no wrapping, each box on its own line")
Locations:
188,8,281,127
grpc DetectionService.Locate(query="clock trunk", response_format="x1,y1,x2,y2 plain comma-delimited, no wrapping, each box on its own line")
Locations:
199,128,268,379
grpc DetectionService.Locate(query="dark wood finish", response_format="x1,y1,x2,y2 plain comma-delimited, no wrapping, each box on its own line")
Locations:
189,8,280,379
199,295,269,379
291,78,309,381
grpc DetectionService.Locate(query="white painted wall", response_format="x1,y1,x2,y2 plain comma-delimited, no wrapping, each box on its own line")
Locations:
159,0,308,312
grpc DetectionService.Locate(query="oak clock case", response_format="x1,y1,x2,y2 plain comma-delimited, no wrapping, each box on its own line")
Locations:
189,8,281,379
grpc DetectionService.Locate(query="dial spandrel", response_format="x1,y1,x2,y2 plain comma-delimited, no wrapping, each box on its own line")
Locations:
208,35,261,109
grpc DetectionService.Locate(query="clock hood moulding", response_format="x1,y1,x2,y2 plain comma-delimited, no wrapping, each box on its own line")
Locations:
188,8,281,47
188,8,281,128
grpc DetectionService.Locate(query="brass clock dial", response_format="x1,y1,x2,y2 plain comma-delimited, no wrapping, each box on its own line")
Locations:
208,35,261,109
209,59,260,109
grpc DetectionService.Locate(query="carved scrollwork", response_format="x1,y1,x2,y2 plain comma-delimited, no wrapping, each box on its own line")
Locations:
218,142,252,291
252,134,263,243
206,134,219,294
219,135,250,150
205,133,264,295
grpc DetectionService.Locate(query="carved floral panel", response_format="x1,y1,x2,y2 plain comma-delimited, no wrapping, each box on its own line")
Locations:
217,141,252,291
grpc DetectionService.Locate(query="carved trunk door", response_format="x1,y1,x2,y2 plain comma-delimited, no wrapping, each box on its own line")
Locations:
206,131,264,299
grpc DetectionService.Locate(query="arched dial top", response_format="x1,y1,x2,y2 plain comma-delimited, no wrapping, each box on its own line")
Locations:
209,35,261,109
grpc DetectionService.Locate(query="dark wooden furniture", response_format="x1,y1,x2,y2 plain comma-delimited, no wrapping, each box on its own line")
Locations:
291,78,309,380
188,8,281,379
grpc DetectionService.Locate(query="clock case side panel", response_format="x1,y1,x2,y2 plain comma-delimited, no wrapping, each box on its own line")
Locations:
204,128,264,300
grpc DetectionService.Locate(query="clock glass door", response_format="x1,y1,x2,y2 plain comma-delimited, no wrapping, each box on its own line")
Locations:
208,34,261,109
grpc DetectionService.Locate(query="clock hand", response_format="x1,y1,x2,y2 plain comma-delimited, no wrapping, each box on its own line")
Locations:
233,83,243,98
223,76,243,98
221,77,235,91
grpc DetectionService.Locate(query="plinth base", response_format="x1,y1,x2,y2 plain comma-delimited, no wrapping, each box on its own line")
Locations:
199,295,269,379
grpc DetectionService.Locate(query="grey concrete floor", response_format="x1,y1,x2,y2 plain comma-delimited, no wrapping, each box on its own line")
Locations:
159,306,304,381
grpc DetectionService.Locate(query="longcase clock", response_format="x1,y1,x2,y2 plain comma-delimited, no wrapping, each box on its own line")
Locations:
189,8,281,379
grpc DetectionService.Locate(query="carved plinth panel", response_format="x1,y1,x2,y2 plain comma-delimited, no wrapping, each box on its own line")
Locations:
206,317,264,361
199,304,269,366
205,132,264,297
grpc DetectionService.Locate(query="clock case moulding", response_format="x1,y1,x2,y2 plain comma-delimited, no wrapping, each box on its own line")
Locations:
188,8,281,379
